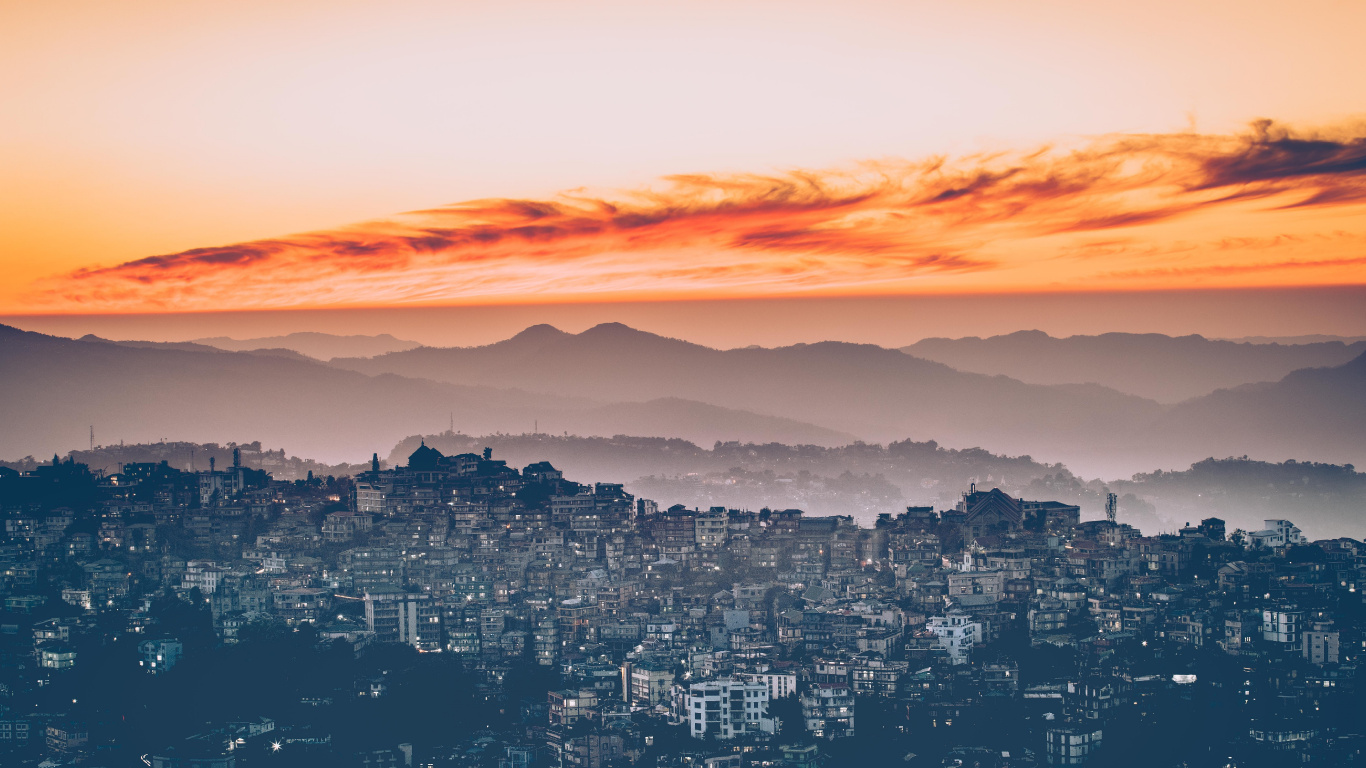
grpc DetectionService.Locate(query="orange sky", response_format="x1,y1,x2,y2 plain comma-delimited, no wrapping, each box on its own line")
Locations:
2,1,1364,330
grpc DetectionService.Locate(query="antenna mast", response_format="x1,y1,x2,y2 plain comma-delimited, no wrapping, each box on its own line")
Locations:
1105,492,1118,524
89,426,94,451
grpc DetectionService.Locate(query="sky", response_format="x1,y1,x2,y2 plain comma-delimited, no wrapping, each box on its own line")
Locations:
2,0,1364,343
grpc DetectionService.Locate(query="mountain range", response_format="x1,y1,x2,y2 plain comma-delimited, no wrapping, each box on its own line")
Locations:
3,322,1363,478
331,323,1366,476
192,332,421,360
902,330,1366,402
0,325,847,464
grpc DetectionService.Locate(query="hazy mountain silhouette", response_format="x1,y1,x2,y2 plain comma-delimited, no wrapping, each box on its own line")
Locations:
8,322,1364,477
1219,334,1366,345
1158,351,1366,466
78,335,226,354
902,330,1366,402
333,322,1162,472
78,335,329,364
0,325,849,463
193,332,421,360
332,323,1366,475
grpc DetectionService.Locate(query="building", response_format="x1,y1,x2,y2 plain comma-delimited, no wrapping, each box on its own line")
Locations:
927,612,981,665
1247,519,1305,549
139,638,184,674
46,721,89,755
548,688,600,729
686,678,774,740
801,683,855,739
736,670,798,700
628,662,674,707
1303,622,1340,666
1046,723,1103,765
695,509,729,548
39,644,77,670
1261,608,1303,646
364,589,442,651
946,570,1005,607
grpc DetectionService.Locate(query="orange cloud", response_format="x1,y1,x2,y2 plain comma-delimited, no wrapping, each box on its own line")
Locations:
26,120,1366,312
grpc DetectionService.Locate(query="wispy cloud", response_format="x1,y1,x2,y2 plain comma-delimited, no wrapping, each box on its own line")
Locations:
29,119,1366,312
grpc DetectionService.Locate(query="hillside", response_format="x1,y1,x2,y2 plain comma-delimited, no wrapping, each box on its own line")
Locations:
192,332,421,360
334,323,1366,476
0,325,850,463
333,323,1164,475
902,330,1366,402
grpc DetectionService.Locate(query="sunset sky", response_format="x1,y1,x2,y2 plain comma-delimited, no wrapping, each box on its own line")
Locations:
2,0,1364,344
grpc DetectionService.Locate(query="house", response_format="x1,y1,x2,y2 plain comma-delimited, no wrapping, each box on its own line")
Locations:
139,638,184,674
1247,520,1305,549
927,612,981,665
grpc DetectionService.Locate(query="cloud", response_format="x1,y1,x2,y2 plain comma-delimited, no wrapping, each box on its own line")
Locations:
1103,256,1366,280
30,119,1366,312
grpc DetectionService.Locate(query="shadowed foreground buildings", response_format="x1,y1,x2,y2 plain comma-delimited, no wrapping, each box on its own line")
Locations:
0,441,1361,767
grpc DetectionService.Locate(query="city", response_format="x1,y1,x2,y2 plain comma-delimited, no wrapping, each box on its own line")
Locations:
0,439,1359,767
2,2,1364,766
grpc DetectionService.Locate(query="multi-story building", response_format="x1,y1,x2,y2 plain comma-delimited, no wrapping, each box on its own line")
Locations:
1046,723,1103,766
695,509,728,548
628,662,674,707
548,688,600,729
801,683,855,739
1303,622,1340,665
138,638,183,674
363,589,442,651
685,679,773,740
1262,607,1304,646
927,612,980,665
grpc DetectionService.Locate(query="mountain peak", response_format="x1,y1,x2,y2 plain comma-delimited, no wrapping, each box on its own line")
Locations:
509,323,568,342
580,322,640,336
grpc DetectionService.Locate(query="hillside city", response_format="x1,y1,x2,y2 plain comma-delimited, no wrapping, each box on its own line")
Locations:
0,441,1361,768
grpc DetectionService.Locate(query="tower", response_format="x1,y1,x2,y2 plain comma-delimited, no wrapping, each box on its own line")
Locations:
371,453,380,473
1105,493,1118,525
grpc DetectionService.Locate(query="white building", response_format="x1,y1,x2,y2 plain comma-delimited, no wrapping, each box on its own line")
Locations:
181,561,223,595
927,611,981,665
686,679,774,740
1261,608,1303,645
139,638,183,674
1247,519,1304,549
736,671,798,700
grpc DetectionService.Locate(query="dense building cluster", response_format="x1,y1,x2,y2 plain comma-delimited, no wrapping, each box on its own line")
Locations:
0,443,1362,767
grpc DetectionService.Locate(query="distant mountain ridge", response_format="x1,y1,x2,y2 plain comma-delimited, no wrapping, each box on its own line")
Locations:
331,322,1167,476
331,322,1366,476
5,322,1363,478
192,332,421,360
902,330,1366,402
0,324,851,463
